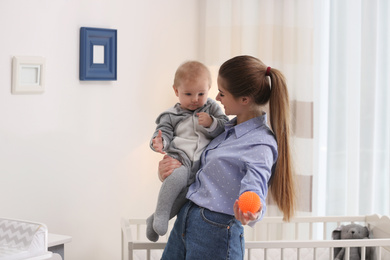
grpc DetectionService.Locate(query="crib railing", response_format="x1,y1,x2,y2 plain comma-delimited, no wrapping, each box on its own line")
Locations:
121,219,169,260
246,215,369,241
121,214,390,260
245,238,390,260
244,214,390,260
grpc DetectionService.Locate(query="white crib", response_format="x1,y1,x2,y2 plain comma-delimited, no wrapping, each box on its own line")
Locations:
121,214,390,260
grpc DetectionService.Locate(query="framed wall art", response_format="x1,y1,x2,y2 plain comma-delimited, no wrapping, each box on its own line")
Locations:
12,56,46,94
79,27,117,81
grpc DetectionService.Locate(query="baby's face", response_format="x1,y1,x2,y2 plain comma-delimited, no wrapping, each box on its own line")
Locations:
174,74,210,111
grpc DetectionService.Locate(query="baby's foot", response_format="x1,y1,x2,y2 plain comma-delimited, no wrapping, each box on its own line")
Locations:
146,215,159,242
153,215,169,236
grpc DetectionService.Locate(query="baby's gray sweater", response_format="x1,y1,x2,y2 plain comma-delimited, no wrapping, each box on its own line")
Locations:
151,98,228,173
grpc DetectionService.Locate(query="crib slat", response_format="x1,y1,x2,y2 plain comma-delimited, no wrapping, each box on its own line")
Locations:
361,246,366,260
137,224,141,240
329,247,333,260
323,222,327,240
345,247,350,259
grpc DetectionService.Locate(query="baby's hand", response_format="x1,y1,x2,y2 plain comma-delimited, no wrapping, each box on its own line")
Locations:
152,130,165,154
197,112,213,127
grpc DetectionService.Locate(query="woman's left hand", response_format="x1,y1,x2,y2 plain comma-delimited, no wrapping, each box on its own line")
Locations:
233,200,261,225
158,155,182,182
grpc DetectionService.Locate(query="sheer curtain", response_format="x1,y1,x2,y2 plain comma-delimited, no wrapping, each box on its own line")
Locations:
199,0,315,216
315,0,390,216
200,0,390,218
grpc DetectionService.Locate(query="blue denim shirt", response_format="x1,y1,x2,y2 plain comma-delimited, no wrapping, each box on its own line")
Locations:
187,113,278,223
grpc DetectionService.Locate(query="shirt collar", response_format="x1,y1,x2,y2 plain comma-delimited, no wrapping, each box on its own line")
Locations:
225,113,268,138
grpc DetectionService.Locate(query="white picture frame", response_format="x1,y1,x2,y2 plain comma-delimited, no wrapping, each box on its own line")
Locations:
12,56,46,94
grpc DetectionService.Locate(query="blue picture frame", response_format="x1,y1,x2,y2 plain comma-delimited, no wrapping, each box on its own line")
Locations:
79,27,117,81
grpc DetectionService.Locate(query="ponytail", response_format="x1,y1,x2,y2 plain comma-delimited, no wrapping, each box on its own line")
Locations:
268,68,296,221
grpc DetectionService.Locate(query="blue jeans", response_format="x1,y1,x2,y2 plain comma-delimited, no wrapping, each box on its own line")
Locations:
161,201,245,260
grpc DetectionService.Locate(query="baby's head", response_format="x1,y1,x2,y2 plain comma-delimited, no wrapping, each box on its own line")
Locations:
173,61,211,111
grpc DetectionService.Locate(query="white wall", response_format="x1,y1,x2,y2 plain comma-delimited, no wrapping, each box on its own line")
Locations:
0,0,200,259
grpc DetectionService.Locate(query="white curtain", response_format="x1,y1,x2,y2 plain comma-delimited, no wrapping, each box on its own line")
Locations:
315,0,390,216
200,0,390,218
200,0,315,216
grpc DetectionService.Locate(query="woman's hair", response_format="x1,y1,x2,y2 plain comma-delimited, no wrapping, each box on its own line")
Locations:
173,61,212,88
219,55,296,221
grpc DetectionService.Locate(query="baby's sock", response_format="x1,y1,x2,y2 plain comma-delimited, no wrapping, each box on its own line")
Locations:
153,213,169,236
146,214,159,242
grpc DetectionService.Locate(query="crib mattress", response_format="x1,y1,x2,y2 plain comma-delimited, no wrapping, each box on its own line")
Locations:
0,218,48,260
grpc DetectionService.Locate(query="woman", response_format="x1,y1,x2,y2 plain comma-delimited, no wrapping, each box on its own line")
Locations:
158,55,296,259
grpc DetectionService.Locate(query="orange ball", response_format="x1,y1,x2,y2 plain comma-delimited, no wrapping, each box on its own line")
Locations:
238,191,261,214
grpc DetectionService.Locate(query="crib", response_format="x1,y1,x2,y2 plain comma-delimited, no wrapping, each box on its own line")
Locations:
121,214,390,260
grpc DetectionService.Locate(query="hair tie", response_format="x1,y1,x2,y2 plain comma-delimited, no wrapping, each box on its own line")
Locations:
266,66,271,76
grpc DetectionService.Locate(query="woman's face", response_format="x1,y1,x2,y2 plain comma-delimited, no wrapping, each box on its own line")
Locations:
216,76,242,116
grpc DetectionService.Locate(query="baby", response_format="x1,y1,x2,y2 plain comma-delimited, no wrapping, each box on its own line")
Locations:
146,61,229,242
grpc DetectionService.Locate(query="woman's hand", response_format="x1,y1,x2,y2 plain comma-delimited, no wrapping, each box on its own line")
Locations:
158,155,182,182
233,200,261,225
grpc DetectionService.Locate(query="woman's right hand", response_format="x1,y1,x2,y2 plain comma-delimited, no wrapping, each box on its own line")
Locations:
158,155,182,182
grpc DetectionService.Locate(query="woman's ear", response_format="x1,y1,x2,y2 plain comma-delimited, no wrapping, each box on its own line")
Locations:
240,96,251,105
